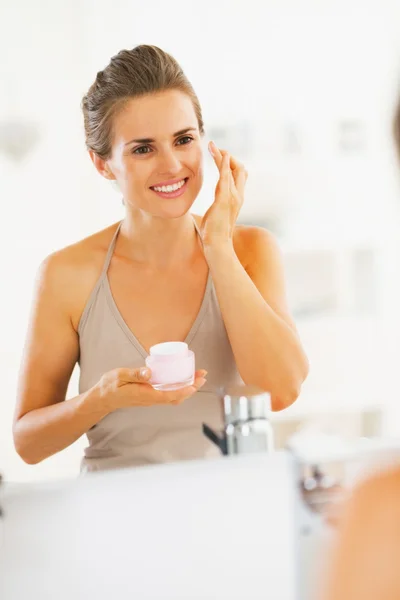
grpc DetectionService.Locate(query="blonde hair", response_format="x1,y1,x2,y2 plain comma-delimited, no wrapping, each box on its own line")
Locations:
81,45,204,159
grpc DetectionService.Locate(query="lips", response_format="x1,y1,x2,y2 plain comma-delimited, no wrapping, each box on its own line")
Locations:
150,177,189,199
150,177,187,189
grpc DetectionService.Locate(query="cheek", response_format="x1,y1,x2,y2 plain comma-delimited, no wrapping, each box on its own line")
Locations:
119,158,150,187
196,164,204,183
190,147,204,176
129,163,151,185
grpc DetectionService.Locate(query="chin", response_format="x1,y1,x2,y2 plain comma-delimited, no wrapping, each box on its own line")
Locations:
155,198,196,220
150,186,199,219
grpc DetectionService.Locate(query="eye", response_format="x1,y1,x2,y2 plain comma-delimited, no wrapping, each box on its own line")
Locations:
176,135,194,146
132,145,152,155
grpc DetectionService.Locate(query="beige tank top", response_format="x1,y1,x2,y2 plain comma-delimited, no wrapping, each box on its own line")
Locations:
77,218,242,473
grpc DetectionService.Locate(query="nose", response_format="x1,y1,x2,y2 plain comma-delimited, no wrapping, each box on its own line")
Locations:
157,147,182,175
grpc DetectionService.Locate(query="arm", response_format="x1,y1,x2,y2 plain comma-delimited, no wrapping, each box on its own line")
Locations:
204,228,308,410
201,143,308,410
322,467,400,600
13,253,111,464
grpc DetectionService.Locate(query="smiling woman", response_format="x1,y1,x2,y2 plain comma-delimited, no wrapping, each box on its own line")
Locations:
12,44,308,473
86,85,205,219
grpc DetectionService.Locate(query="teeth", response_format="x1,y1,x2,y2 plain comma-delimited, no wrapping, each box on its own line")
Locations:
153,179,186,193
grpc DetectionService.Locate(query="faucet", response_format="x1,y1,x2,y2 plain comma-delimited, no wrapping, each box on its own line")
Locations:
203,384,274,456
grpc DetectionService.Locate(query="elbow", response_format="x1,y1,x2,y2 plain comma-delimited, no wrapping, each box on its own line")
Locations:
12,423,43,465
241,377,301,412
270,384,301,412
239,349,310,411
20,451,42,465
19,454,42,466
14,444,43,466
272,349,310,411
258,365,309,412
275,360,309,411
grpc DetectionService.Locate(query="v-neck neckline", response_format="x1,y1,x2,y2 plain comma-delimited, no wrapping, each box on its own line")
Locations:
102,217,212,359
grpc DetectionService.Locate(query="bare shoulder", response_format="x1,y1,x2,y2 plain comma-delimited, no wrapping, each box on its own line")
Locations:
42,221,119,271
36,222,121,330
192,215,278,269
232,224,280,269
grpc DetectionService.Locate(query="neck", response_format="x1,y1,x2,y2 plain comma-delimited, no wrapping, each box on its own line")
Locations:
117,208,201,268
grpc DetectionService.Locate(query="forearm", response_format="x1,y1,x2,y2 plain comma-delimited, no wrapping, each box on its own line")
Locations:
205,244,308,409
13,386,109,465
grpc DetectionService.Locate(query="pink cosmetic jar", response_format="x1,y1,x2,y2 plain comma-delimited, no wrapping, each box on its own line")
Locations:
145,341,195,391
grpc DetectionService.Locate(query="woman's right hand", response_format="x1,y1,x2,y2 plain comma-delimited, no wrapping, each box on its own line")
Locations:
94,367,207,410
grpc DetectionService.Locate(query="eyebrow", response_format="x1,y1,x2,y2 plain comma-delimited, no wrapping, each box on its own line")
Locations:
125,127,197,146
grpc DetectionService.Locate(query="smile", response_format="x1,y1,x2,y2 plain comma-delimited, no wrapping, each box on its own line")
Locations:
150,178,189,198
151,178,187,193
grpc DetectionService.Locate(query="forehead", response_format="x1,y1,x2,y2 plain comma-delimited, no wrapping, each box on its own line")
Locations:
113,90,198,141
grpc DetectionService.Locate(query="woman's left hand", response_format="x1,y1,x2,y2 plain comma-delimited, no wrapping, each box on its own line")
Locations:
200,141,248,249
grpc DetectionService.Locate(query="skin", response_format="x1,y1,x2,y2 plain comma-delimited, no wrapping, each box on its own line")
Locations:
13,88,308,465
322,466,400,600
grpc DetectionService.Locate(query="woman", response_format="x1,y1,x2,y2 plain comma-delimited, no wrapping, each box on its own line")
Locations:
12,45,308,473
321,98,400,599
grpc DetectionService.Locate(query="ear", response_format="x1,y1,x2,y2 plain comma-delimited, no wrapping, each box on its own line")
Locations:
89,150,116,181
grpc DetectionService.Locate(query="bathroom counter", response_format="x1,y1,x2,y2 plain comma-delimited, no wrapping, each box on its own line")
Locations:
0,451,299,600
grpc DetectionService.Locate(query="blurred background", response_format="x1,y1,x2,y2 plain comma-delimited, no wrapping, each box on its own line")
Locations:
1,0,400,481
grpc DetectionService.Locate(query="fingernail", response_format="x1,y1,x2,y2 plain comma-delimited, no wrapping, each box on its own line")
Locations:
140,367,150,379
208,141,214,155
198,378,206,387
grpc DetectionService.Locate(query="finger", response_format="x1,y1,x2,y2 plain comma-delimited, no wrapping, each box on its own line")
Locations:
118,367,152,384
192,376,207,390
228,154,243,171
228,155,248,198
178,375,207,396
195,369,208,378
234,168,246,202
169,377,207,405
209,144,236,193
208,140,224,171
219,150,231,184
162,375,207,405
212,149,232,204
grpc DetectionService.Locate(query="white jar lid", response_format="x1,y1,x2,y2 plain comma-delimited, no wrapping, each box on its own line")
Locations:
149,341,188,357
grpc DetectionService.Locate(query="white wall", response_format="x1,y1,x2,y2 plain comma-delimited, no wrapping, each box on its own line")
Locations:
1,0,400,481
0,2,95,481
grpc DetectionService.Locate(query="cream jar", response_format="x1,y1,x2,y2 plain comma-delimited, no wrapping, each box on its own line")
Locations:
145,342,195,391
